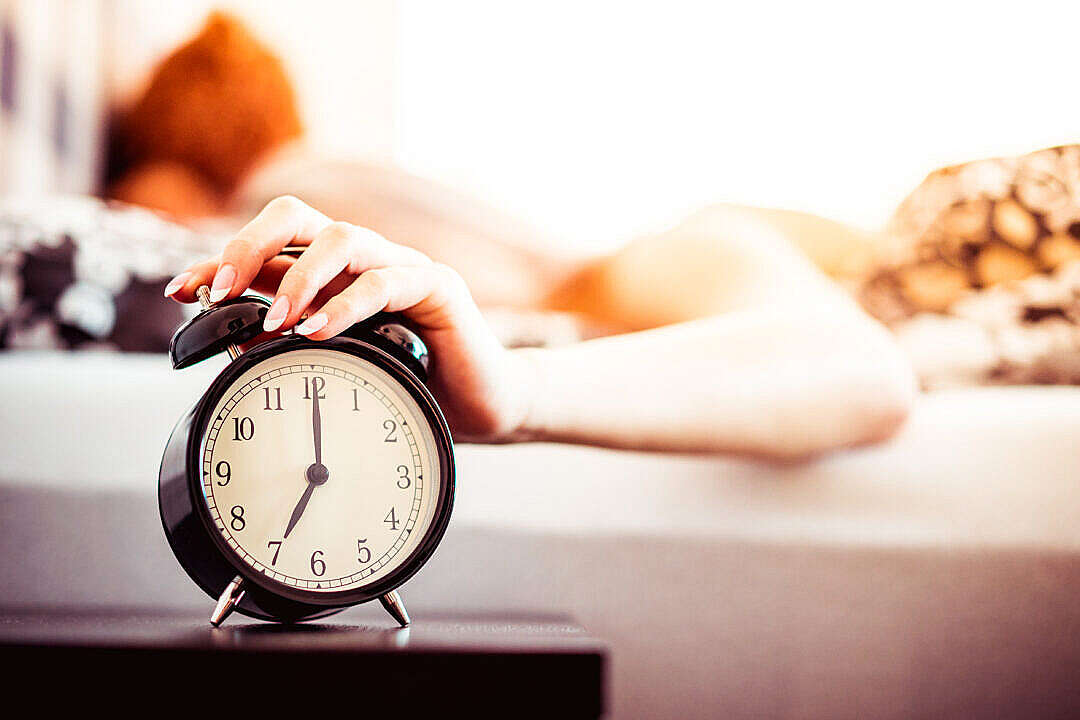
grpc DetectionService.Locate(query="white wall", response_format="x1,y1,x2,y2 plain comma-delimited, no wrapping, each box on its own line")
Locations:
1,0,105,194
396,0,1080,252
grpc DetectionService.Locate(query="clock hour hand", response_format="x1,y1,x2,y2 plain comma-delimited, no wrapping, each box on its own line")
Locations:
283,482,316,539
285,460,330,540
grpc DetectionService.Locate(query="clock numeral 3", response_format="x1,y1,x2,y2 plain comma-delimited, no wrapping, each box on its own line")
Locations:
232,417,254,441
310,550,326,576
303,376,326,400
263,387,284,411
215,460,231,486
357,538,371,564
396,464,411,489
230,505,246,531
384,507,400,531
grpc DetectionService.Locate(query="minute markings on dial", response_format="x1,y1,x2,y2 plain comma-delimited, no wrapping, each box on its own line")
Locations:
201,359,430,591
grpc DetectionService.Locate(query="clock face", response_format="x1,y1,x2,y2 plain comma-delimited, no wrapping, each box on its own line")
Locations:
198,347,444,597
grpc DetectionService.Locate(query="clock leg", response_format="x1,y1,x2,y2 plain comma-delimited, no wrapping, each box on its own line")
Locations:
379,590,411,627
210,575,246,627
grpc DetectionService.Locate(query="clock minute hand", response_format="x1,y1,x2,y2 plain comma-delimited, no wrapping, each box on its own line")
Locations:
312,379,323,466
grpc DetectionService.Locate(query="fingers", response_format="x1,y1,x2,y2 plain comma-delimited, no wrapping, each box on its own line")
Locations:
264,222,431,332
296,263,471,341
164,256,220,303
163,196,454,344
167,255,302,305
211,196,332,302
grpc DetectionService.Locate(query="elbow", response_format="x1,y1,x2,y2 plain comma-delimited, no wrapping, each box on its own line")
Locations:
857,365,916,447
846,334,917,449
751,363,915,464
780,320,917,461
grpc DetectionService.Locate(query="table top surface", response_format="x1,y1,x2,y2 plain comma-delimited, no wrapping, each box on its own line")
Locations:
1,606,607,716
0,605,605,656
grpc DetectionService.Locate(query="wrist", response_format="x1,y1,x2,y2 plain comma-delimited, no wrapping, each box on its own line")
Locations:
500,347,547,443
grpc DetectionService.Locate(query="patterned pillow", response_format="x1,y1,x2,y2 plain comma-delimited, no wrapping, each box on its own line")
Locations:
0,196,217,352
859,145,1080,387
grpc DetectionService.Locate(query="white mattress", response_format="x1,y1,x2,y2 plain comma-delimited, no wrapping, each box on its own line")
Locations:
3,350,1080,550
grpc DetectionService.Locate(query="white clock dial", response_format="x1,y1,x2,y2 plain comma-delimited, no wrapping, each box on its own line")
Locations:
199,348,442,594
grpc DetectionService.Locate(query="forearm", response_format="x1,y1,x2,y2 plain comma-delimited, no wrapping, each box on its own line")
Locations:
509,306,915,459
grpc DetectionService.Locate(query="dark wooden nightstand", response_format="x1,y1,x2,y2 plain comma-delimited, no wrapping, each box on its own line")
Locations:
0,607,606,717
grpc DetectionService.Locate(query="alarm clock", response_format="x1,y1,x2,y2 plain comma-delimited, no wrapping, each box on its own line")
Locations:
159,259,455,628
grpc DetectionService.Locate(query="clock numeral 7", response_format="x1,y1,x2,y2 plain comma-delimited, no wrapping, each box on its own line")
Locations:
357,538,371,564
384,507,400,531
267,540,282,566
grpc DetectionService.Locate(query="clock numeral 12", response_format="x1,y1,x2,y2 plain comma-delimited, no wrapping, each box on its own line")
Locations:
304,376,326,400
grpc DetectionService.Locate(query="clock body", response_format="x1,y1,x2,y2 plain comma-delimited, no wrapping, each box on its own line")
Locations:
159,324,455,622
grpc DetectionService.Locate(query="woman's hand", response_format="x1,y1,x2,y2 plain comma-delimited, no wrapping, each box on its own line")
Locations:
164,195,531,442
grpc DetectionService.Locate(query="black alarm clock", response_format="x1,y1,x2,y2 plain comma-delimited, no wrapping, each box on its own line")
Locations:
159,257,455,628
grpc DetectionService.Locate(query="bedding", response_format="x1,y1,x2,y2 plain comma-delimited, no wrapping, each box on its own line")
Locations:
860,145,1080,387
2,351,1080,719
0,195,214,351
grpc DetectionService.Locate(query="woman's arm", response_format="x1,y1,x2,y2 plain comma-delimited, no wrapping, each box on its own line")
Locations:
167,196,914,459
528,203,915,458
509,304,915,459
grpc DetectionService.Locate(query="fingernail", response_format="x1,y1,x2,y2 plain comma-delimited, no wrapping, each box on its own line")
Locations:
295,313,328,336
263,296,290,332
208,264,236,303
163,272,191,298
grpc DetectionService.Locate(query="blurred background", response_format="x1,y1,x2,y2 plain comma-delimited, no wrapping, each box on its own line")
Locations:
6,3,1080,718
8,0,1080,247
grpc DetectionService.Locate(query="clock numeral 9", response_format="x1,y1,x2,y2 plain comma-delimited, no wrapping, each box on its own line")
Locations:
215,460,231,486
396,464,411,489
384,419,398,442
357,538,371,564
384,507,400,531
263,387,283,411
230,505,245,531
303,376,326,400
310,550,326,577
232,417,254,441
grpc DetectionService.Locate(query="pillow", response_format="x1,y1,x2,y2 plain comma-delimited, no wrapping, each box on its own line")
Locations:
0,196,217,352
859,145,1080,387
